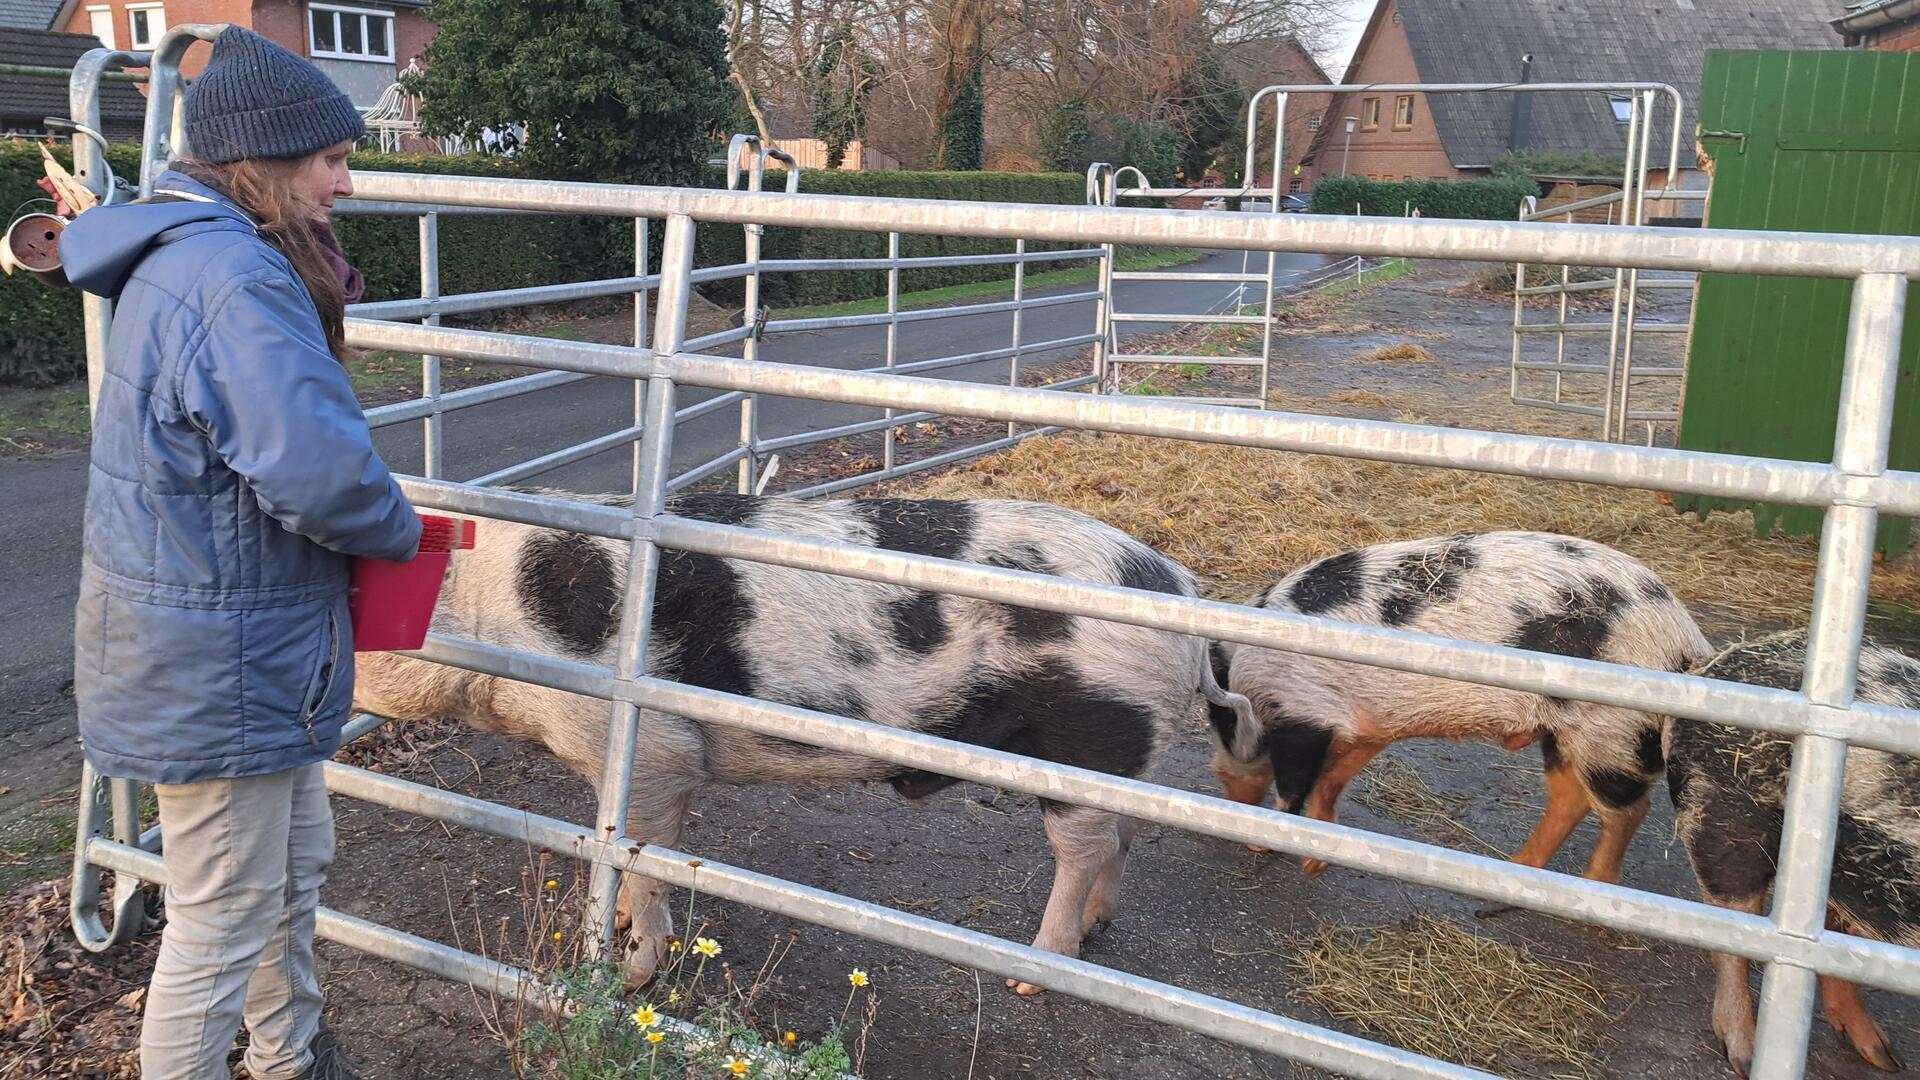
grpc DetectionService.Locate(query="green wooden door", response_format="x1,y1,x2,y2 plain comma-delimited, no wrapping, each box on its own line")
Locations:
1676,49,1920,555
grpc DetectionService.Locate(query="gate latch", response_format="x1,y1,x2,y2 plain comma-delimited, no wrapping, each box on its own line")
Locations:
1698,129,1748,155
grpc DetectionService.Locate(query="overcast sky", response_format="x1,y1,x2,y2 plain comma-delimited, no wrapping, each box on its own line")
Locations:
1313,0,1377,78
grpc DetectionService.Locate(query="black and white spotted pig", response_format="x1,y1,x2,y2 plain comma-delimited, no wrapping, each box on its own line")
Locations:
354,492,1251,995
1208,531,1710,881
1667,629,1920,1077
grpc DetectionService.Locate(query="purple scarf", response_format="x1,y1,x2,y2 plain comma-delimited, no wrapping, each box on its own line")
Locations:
310,217,365,304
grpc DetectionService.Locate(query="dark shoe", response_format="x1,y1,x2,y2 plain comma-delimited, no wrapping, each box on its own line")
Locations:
296,1023,364,1080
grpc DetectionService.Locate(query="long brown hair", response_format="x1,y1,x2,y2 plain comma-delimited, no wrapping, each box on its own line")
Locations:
178,157,347,359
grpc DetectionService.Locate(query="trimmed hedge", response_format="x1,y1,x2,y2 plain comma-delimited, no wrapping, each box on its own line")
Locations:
2,140,1098,385
1308,175,1541,220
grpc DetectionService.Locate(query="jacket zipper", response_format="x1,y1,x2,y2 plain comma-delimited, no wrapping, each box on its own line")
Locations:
302,610,341,746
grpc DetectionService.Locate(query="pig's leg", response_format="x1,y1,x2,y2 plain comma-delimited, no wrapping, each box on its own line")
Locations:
612,779,697,989
1081,815,1143,936
1822,907,1904,1072
1705,893,1769,1078
1009,804,1122,996
1299,739,1385,879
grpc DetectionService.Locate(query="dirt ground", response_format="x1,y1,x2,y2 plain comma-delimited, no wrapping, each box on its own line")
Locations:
9,261,1917,1080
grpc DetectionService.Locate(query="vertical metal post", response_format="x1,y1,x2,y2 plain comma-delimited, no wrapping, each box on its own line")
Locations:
1257,93,1284,409
882,231,901,473
68,51,137,416
737,164,767,494
418,211,443,479
1612,88,1658,441
1008,238,1025,438
1746,272,1906,1080
1508,202,1529,407
586,213,694,951
1093,221,1117,394
634,217,650,351
1598,92,1642,441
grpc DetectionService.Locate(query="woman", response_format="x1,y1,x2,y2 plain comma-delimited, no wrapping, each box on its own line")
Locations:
61,27,419,1080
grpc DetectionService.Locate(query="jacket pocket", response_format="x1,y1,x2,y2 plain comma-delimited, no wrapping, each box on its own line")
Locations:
296,608,341,745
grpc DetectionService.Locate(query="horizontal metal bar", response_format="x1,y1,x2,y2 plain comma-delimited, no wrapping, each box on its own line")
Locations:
364,369,592,429
351,276,656,321
347,172,1920,279
334,198,540,217
1111,271,1267,283
683,324,755,352
1046,374,1102,390
87,838,543,1007
893,291,1099,325
383,632,1920,998
673,389,748,424
1515,280,1620,296
1514,362,1685,377
1516,320,1689,334
667,446,750,491
648,514,1920,755
755,248,1101,273
688,262,756,285
754,411,938,454
468,425,644,488
1638,278,1699,289
397,478,636,540
1111,312,1267,325
1510,396,1606,416
1521,190,1626,220
1164,395,1265,406
1110,353,1267,367
297,756,1496,1079
781,430,1052,498
340,320,1920,518
341,712,389,745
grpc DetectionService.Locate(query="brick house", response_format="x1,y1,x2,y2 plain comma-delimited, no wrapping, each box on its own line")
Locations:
1300,0,1845,192
50,0,435,108
1832,0,1920,49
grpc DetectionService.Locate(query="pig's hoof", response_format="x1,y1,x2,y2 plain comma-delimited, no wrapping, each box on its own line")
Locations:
1301,857,1329,879
1246,843,1269,854
1006,977,1046,996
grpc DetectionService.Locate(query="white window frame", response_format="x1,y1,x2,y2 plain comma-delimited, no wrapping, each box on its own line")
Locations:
1608,95,1633,124
86,4,116,50
126,3,166,51
308,2,396,63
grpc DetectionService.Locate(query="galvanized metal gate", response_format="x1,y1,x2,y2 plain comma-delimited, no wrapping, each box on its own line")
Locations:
62,27,1920,1080
1675,48,1920,555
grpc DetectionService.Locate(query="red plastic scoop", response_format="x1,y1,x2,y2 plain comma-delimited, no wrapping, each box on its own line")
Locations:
348,514,476,652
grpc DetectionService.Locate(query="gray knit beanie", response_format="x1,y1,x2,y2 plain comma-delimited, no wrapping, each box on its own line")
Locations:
184,26,366,163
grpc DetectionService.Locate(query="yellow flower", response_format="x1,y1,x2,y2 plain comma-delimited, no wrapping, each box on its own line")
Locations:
1160,518,1175,528
631,1004,659,1028
782,1031,798,1046
646,1030,665,1044
544,879,558,890
551,931,564,941
669,939,683,952
693,937,722,958
847,969,869,988
667,990,682,1004
726,1057,750,1076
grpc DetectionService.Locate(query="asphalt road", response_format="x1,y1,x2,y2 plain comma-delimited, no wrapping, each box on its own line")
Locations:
0,247,1325,803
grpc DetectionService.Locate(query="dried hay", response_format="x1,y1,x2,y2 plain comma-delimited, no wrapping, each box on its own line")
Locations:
1351,343,1435,364
1290,914,1614,1073
899,382,1920,625
1354,756,1502,856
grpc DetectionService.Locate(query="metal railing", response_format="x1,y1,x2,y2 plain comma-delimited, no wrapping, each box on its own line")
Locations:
1094,80,1690,419
1510,189,1711,443
64,29,1920,1080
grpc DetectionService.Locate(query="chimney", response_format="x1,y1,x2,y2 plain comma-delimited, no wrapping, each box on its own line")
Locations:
1509,53,1535,152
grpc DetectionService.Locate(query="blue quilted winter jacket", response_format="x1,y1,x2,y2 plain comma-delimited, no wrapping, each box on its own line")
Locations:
60,170,420,784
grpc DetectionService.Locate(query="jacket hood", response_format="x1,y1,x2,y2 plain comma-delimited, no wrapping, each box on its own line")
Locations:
58,171,258,299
